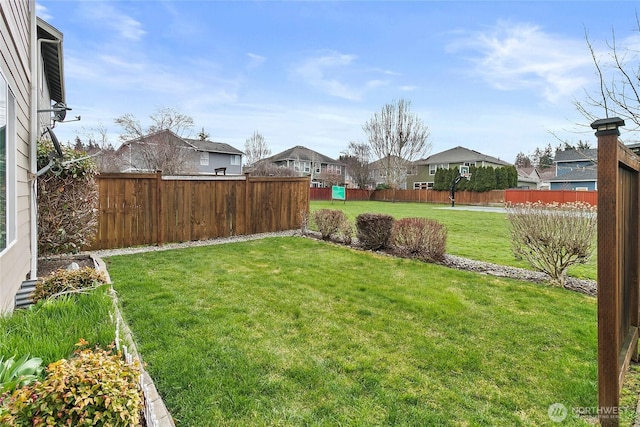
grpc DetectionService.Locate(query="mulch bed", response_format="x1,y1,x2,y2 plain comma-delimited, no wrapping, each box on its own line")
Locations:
37,255,95,278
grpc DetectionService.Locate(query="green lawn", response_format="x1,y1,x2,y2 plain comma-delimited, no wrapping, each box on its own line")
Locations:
310,200,596,281
108,237,601,426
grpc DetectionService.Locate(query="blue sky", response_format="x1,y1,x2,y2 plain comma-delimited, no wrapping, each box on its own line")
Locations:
37,1,640,164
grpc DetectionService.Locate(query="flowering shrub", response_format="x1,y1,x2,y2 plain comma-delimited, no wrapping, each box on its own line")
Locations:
33,266,107,303
505,201,597,287
392,217,447,262
0,340,142,427
356,213,394,250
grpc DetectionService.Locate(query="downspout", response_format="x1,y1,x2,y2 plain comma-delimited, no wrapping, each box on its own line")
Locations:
29,0,37,279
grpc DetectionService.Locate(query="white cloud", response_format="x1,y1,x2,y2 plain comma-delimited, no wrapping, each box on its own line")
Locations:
78,2,146,41
247,53,266,69
448,20,592,103
35,3,52,21
293,50,362,101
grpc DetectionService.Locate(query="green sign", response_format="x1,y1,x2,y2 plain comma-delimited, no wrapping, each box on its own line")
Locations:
332,186,346,201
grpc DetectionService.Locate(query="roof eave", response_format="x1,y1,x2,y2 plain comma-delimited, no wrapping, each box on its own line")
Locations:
37,17,65,104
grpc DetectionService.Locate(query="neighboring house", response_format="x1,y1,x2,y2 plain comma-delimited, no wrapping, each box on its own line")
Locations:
537,168,556,190
259,146,345,187
0,4,65,312
548,148,598,191
367,155,415,189
516,167,540,189
117,129,243,175
409,146,511,190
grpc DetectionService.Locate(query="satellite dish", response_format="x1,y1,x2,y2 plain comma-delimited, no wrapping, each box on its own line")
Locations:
45,126,63,159
52,102,71,122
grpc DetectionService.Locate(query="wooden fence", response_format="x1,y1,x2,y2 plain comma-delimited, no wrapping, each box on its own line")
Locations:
595,118,639,426
89,173,310,250
504,189,597,205
311,187,599,206
372,189,505,205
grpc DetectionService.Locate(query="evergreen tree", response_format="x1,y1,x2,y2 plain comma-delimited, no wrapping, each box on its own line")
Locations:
506,165,518,188
495,167,508,189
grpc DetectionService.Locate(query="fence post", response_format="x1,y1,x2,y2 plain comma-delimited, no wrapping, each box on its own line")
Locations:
244,173,251,235
156,171,163,246
594,117,628,427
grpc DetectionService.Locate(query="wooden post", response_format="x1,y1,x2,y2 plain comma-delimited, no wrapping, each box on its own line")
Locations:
156,171,163,246
594,117,625,427
244,173,251,235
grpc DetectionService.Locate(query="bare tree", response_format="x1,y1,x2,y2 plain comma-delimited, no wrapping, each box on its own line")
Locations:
115,107,194,142
243,130,271,167
575,16,640,133
363,99,431,191
340,141,373,189
115,107,196,174
76,124,123,173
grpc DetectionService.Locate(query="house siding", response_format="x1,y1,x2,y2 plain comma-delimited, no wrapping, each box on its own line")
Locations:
0,0,33,312
197,152,242,174
550,181,597,191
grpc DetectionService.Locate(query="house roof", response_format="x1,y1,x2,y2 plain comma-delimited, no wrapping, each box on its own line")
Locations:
517,167,539,179
265,145,340,164
368,155,408,169
553,148,598,163
185,138,244,155
119,129,243,155
37,18,65,104
414,146,511,166
537,169,556,181
547,168,597,182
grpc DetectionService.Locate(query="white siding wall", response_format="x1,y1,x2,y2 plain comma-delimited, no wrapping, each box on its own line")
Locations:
0,1,33,312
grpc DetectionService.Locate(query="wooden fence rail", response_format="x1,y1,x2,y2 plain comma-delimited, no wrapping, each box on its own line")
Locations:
89,173,310,250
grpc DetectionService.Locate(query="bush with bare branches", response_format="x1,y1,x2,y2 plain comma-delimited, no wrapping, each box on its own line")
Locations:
313,209,349,241
37,140,99,255
392,217,447,262
356,213,394,250
505,201,597,287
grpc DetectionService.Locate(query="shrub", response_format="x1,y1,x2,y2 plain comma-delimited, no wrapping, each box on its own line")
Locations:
0,340,142,427
313,209,349,240
392,217,447,262
33,266,107,303
356,213,394,250
37,139,99,256
505,201,597,287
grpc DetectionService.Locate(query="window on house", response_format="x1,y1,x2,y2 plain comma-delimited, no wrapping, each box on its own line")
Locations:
413,182,432,190
303,161,310,173
0,74,15,252
200,152,209,166
429,163,448,175
230,155,241,166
